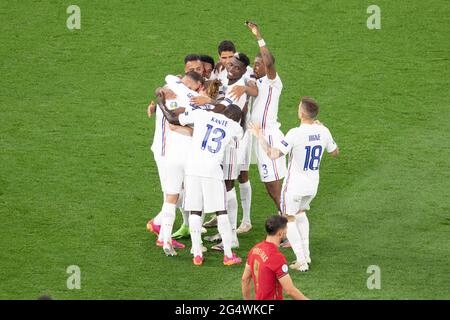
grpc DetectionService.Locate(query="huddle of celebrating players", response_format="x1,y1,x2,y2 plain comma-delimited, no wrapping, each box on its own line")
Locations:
146,22,339,272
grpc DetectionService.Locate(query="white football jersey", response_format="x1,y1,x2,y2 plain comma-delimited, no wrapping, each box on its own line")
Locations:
150,92,178,159
165,75,197,109
179,109,243,179
213,66,254,100
251,74,283,132
211,66,253,83
150,106,168,159
152,75,208,160
278,123,337,195
221,76,248,110
162,91,193,161
165,74,214,111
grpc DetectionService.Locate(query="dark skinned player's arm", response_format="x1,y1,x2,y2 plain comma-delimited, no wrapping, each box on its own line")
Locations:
156,93,185,125
258,41,276,80
246,80,258,97
241,102,248,129
247,21,277,80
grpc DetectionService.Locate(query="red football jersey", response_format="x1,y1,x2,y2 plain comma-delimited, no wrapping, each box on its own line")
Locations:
247,240,289,300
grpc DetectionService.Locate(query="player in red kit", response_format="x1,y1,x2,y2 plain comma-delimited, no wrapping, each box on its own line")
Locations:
241,215,309,300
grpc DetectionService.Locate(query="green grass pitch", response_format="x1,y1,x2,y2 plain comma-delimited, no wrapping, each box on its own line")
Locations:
1,0,449,299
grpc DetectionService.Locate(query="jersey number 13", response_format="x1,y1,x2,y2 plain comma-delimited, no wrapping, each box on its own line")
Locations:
201,124,226,154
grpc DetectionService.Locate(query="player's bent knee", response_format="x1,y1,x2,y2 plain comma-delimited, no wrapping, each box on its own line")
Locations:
165,193,179,204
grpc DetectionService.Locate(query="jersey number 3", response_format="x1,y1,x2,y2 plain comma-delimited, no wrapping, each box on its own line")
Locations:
202,124,226,153
304,145,323,171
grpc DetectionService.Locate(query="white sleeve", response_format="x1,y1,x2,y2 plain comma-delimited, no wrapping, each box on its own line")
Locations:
178,109,199,126
165,75,198,107
324,127,338,153
165,75,182,87
234,124,243,140
269,74,282,89
244,66,254,81
221,97,234,107
277,129,296,155
226,124,243,148
209,71,218,81
223,91,246,109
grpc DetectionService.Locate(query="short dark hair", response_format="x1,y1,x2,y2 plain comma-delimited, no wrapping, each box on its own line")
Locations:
199,55,215,67
223,104,242,123
265,215,288,235
301,96,320,119
185,71,205,86
218,40,236,54
184,54,201,65
256,52,276,65
235,52,250,67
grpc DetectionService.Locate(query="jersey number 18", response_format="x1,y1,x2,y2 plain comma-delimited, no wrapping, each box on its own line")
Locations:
303,145,323,171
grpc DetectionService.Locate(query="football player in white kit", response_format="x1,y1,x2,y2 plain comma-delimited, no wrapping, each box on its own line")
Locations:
146,99,166,237
152,71,207,256
184,54,205,76
210,53,259,251
157,92,244,266
243,22,288,225
249,96,339,272
199,55,215,80
146,90,186,247
201,41,255,232
159,72,227,252
147,56,205,240
163,74,223,243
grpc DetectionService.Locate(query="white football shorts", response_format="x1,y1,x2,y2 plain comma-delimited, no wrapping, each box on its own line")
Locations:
254,131,286,183
237,130,253,172
164,158,186,195
184,175,227,213
154,156,167,192
223,144,239,181
281,191,316,216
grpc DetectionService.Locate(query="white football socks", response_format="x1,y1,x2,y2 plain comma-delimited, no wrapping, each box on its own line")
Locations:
153,211,163,226
286,221,307,264
181,209,189,227
217,214,233,258
161,203,176,246
239,181,252,224
154,191,167,226
176,190,189,227
189,214,203,257
226,188,238,243
296,212,310,260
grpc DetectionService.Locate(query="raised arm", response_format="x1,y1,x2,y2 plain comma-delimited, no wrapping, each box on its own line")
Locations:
246,21,276,80
248,122,283,160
